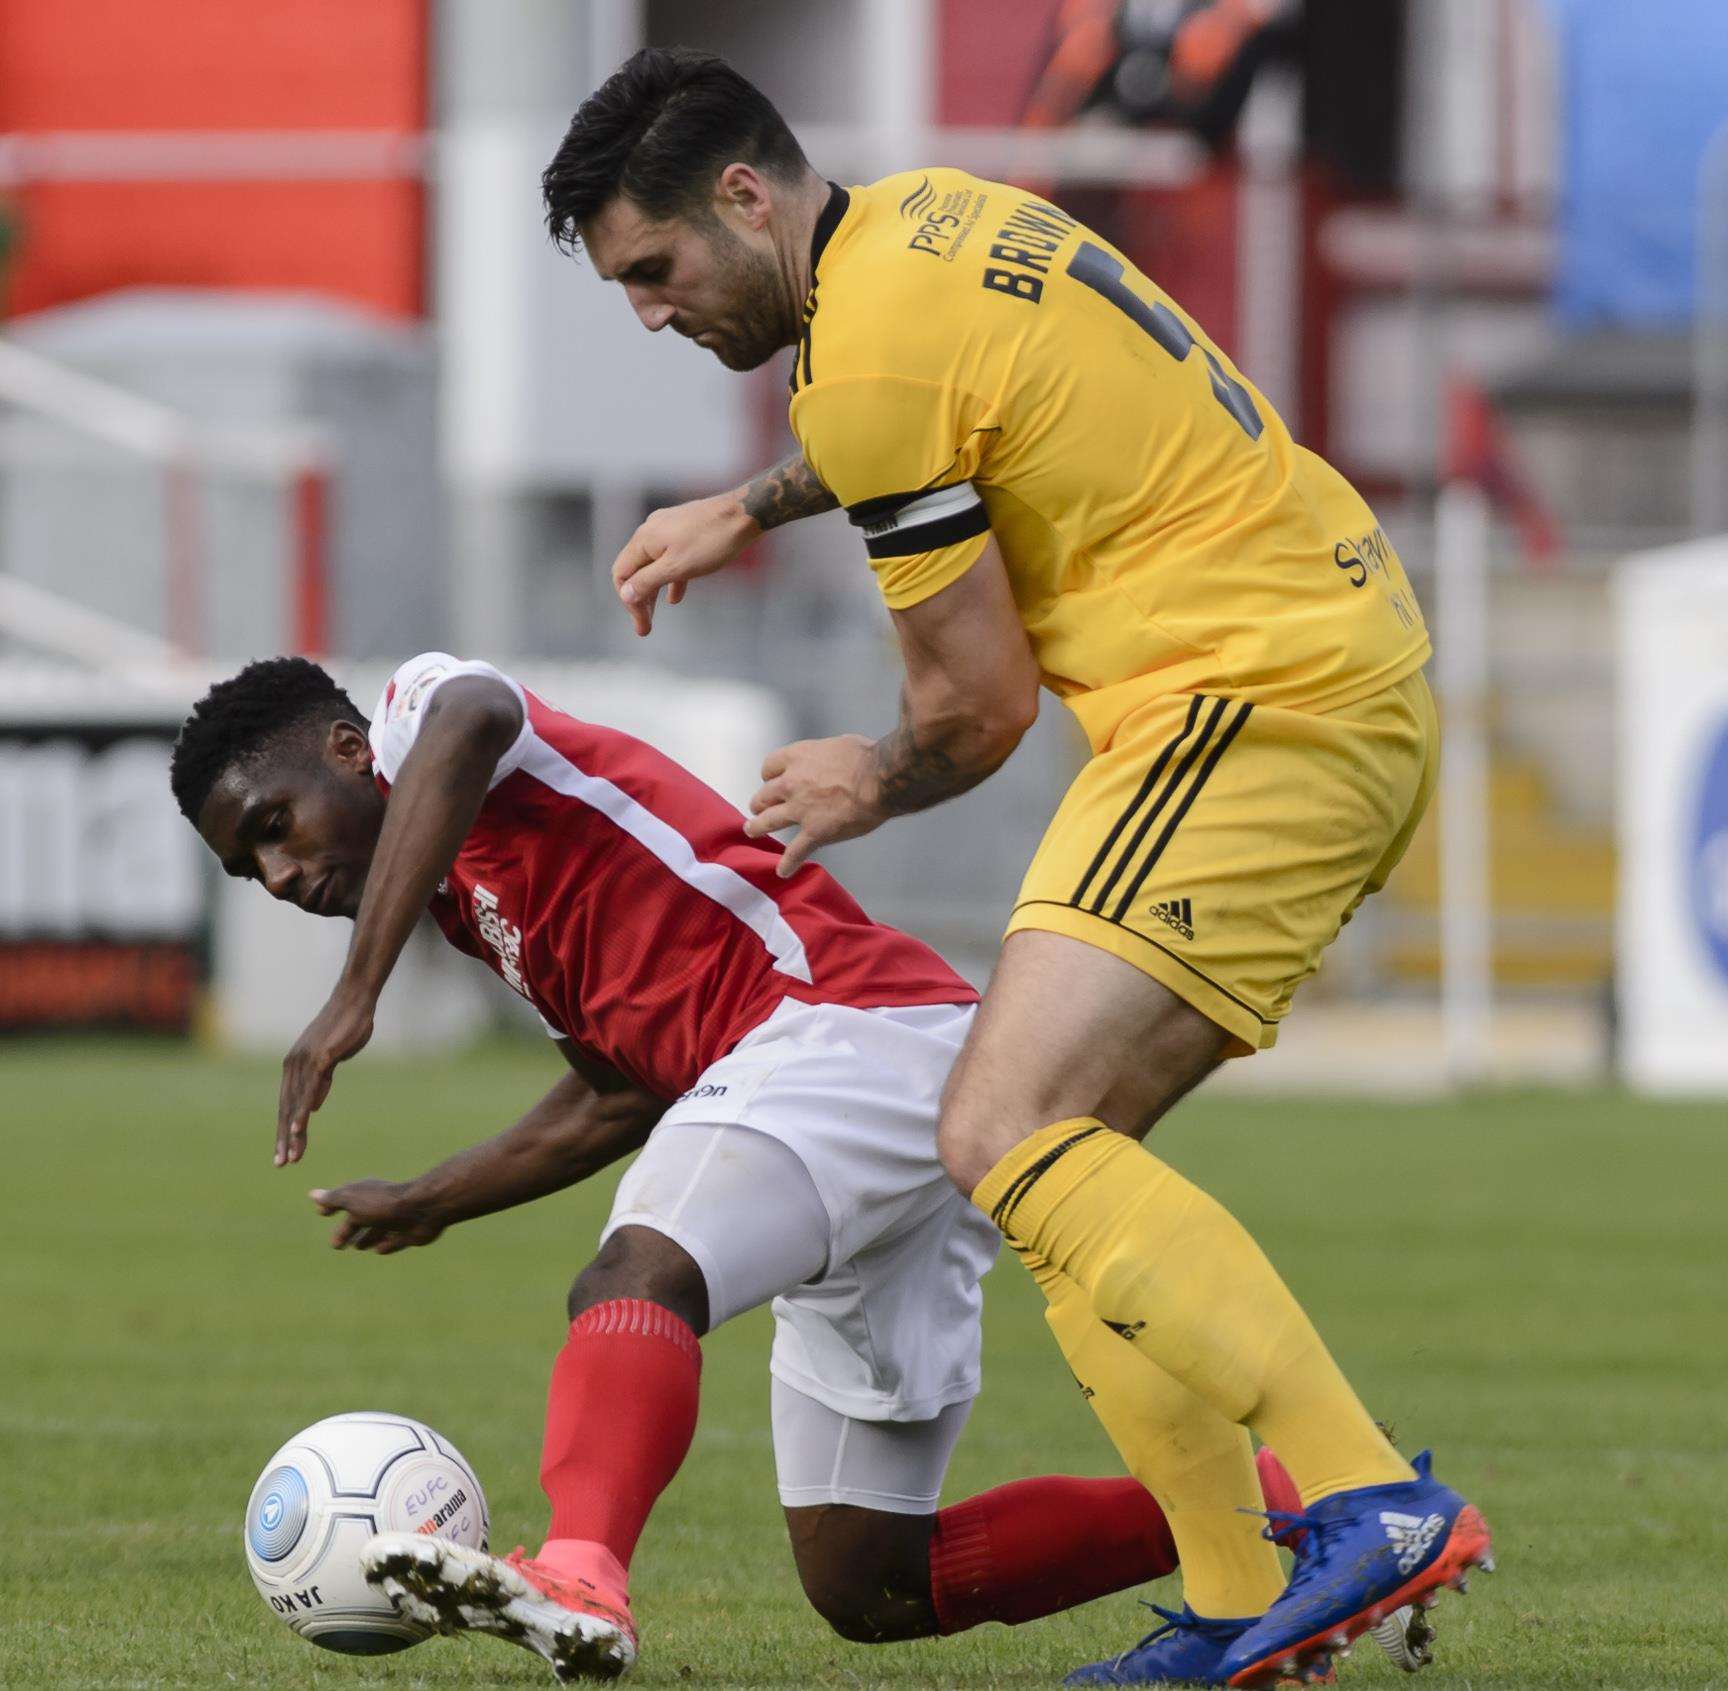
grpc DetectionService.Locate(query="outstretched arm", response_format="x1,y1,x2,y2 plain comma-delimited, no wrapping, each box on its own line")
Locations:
745,536,1042,875
274,674,523,1167
610,452,838,636
309,1043,663,1253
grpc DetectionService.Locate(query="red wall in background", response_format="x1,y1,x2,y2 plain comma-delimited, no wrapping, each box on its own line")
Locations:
936,0,1053,124
0,0,426,319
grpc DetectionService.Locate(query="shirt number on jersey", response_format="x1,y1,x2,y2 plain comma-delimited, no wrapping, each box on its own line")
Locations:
1066,242,1264,441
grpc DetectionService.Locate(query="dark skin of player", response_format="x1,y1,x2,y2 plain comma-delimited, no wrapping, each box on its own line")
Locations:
192,675,945,1640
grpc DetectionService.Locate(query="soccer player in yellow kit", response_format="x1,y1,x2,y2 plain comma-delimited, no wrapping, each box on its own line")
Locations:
546,49,1494,1687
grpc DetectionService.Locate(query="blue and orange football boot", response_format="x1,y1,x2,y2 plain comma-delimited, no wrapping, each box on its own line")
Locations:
1064,1603,1333,1688
1257,1447,1435,1674
1218,1452,1492,1689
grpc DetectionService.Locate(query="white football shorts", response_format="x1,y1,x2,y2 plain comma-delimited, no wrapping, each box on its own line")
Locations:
599,997,999,1513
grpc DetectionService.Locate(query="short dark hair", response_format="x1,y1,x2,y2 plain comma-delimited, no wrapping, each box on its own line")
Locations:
170,656,364,823
542,47,809,253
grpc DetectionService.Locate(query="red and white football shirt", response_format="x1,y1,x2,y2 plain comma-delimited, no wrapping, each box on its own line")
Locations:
369,654,975,1099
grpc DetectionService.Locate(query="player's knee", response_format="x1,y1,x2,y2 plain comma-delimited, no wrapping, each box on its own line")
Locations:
798,1562,928,1644
802,1573,891,1643
565,1226,710,1333
935,1086,1018,1197
937,1130,989,1199
786,1507,936,1643
937,1049,1100,1197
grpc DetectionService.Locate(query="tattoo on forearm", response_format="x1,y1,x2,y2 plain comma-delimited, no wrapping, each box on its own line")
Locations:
741,453,839,531
870,695,1008,818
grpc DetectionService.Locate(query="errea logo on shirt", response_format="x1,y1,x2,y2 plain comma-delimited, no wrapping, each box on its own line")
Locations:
472,883,528,997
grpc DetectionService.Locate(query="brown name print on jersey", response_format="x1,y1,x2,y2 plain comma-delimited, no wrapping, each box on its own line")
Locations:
981,198,1077,303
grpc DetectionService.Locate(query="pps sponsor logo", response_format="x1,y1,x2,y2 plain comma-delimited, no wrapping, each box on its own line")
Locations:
901,175,983,260
899,175,936,222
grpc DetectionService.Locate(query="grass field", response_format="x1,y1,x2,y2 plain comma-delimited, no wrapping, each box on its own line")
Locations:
3,1038,1724,1690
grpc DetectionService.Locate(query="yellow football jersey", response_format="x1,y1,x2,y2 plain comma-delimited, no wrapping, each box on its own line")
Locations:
788,170,1429,752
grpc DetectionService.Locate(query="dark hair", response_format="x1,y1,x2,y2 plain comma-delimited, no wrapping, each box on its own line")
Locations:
542,47,809,253
170,656,364,823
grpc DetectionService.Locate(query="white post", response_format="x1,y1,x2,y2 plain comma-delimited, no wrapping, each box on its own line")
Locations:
1435,480,1494,1084
1236,69,1303,433
864,0,937,178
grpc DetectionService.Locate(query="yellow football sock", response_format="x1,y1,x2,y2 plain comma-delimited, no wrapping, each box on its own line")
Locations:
980,1121,1413,1503
1020,1244,1286,1619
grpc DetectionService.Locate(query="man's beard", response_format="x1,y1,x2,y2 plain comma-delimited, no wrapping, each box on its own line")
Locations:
698,225,794,371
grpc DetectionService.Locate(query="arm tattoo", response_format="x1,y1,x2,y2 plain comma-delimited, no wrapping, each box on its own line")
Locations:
740,452,839,531
869,692,1009,818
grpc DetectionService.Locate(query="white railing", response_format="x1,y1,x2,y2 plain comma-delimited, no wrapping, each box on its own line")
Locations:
0,124,1204,191
0,338,332,657
0,130,429,186
0,575,207,703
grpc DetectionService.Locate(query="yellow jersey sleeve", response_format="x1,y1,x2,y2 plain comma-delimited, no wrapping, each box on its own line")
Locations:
790,374,994,610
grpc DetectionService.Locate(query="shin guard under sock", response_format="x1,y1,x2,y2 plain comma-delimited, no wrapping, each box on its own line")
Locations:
979,1122,1411,1504
538,1298,701,1577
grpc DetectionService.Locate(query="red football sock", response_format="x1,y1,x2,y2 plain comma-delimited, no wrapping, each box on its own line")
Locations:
929,1474,1177,1634
537,1299,701,1573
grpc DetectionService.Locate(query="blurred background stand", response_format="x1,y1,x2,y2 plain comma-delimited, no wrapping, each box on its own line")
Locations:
0,0,1725,1092
1,288,440,660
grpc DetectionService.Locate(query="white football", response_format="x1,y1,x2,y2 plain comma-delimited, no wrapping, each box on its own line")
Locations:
243,1410,489,1654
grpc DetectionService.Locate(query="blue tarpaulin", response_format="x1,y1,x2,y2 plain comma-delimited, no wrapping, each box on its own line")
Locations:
1550,0,1728,329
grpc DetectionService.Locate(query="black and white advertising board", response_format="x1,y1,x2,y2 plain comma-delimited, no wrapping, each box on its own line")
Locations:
0,680,204,1032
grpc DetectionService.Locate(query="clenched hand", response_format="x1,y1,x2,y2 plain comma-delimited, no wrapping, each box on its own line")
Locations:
310,1179,445,1254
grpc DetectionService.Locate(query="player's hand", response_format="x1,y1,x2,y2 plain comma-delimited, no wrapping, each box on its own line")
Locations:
309,1179,445,1254
276,988,375,1167
610,494,759,637
745,735,885,877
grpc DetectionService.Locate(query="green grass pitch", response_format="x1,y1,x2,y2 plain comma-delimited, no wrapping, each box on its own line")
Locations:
2,1037,1724,1689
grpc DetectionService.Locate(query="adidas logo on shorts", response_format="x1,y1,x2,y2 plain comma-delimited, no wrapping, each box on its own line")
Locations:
1149,897,1195,940
1380,1509,1446,1574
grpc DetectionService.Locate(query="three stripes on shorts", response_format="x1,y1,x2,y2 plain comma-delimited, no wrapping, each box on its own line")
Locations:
1070,695,1254,925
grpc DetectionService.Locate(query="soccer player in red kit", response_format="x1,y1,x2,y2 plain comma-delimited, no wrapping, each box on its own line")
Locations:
170,652,1308,1683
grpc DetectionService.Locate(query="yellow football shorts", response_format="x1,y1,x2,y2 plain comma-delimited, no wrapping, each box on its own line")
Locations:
1007,669,1439,1056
